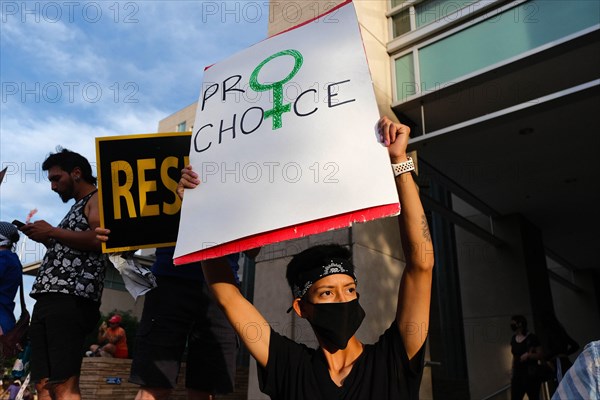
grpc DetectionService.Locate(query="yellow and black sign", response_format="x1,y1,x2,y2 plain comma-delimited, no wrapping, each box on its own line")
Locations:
96,132,191,253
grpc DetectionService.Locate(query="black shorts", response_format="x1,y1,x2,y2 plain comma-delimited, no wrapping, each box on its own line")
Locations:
129,275,238,393
29,294,100,383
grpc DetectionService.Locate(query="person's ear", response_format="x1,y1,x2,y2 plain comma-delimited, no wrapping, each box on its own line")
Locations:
292,298,306,318
71,167,82,182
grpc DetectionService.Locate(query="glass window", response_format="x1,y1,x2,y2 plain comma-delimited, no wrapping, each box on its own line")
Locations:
176,121,187,132
393,0,600,101
392,9,412,37
415,0,476,28
395,53,416,101
389,0,477,38
418,0,600,88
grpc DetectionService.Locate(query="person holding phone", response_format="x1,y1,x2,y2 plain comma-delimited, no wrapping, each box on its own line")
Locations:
19,148,110,400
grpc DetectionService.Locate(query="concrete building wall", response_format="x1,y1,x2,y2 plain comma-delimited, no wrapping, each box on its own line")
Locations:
454,211,533,399
157,101,197,133
99,287,145,319
353,0,396,119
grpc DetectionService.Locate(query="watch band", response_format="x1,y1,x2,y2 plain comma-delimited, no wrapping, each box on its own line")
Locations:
392,157,414,176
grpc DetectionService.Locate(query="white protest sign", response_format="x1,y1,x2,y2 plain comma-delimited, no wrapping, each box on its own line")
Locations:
174,0,400,263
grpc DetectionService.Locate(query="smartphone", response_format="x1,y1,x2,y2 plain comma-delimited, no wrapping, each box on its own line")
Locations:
11,219,25,228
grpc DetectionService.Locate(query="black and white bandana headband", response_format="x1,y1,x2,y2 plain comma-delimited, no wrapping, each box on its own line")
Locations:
0,222,18,248
291,258,357,300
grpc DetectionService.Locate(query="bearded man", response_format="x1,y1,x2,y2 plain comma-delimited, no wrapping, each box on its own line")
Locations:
21,148,109,400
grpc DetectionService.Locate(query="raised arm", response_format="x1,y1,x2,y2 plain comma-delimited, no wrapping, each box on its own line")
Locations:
201,256,271,367
178,166,272,367
379,116,434,360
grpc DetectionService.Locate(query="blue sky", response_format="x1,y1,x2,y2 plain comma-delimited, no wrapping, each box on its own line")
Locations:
1,1,268,314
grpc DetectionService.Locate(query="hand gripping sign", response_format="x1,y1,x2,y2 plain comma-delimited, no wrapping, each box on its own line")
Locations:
174,0,400,263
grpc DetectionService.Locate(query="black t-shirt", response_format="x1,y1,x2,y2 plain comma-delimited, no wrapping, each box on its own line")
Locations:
511,332,541,378
258,322,425,400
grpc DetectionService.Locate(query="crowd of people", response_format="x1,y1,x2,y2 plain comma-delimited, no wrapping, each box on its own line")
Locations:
0,115,595,400
0,116,435,400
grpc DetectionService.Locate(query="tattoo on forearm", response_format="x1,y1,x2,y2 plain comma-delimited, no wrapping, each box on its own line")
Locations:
421,215,432,242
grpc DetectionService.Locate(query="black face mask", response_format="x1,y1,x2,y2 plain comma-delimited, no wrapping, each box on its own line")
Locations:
510,323,518,332
305,298,366,350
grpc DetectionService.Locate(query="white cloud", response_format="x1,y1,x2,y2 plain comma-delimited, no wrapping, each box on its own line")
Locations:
0,103,170,226
1,0,268,259
2,15,107,79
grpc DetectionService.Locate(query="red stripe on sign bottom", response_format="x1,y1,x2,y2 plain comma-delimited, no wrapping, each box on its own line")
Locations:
173,202,400,265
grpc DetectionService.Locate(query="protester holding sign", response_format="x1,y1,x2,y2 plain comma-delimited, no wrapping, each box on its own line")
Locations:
178,116,434,400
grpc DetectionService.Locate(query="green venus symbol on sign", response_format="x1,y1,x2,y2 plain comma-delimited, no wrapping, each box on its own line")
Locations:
249,49,304,130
